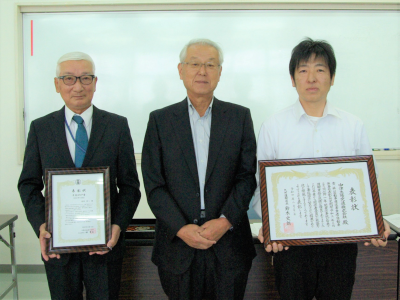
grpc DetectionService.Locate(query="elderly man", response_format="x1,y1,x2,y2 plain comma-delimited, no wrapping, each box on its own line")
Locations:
253,38,390,300
142,39,257,300
18,52,140,299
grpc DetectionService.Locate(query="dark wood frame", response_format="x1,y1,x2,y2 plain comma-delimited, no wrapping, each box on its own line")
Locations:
259,155,385,247
45,167,111,254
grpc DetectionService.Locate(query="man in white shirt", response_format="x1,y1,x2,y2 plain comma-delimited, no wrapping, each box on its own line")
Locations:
253,38,390,300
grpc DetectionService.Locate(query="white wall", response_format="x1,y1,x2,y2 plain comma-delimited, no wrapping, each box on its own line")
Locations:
0,0,399,266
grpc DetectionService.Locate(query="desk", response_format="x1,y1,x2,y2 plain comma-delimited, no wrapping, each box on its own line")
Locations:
0,215,18,300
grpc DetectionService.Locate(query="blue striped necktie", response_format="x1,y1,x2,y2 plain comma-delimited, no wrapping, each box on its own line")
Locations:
72,115,88,168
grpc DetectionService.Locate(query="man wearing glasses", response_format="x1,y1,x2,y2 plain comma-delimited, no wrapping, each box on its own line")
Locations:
18,52,140,299
142,39,257,300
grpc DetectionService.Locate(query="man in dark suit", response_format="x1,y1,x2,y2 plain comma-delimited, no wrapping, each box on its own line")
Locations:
141,39,257,300
18,52,140,299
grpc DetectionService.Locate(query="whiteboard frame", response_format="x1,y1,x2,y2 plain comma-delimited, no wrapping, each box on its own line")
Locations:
15,2,400,163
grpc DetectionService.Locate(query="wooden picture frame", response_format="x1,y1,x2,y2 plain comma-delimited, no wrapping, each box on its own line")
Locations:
259,155,385,247
45,167,111,254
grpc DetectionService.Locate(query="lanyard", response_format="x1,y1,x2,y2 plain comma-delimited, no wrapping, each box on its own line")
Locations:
64,116,87,154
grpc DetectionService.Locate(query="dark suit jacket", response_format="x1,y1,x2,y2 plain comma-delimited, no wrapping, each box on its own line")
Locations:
141,98,257,275
18,105,140,266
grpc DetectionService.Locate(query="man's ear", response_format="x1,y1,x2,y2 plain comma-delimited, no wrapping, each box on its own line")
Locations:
93,76,98,92
54,77,60,93
291,76,296,87
178,63,183,80
330,74,335,86
217,66,222,82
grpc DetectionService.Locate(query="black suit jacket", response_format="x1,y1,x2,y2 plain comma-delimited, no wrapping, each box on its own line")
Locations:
18,105,140,265
142,98,257,274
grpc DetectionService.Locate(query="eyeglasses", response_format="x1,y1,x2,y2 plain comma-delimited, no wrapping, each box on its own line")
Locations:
182,61,220,71
57,75,96,86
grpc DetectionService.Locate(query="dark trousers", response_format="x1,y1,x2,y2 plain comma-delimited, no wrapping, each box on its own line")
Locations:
274,243,358,300
158,218,252,300
158,249,252,300
44,253,123,300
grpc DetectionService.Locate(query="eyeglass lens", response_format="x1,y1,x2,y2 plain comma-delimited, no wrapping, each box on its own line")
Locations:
62,75,94,86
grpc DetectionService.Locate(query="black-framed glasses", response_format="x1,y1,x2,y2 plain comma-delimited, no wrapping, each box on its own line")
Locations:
182,61,221,71
57,75,96,86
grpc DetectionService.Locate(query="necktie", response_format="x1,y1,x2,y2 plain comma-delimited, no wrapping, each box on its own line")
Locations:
72,115,88,168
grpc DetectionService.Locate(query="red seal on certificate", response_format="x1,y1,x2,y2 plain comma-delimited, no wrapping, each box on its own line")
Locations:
284,222,294,234
90,228,97,234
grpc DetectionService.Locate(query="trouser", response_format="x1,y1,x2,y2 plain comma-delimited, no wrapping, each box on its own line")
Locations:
274,243,358,300
44,252,123,300
158,216,252,300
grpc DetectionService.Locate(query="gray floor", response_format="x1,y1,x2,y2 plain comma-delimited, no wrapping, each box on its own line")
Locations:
0,272,50,300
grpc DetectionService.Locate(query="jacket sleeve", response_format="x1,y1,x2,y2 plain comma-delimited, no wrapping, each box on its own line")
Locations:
141,112,188,240
220,108,257,227
113,117,141,233
17,121,46,237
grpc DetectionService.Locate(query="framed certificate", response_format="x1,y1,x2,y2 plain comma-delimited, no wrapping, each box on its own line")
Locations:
45,167,111,254
259,155,385,247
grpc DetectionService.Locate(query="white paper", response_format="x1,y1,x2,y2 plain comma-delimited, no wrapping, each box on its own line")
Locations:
265,162,378,240
384,214,400,228
51,173,106,247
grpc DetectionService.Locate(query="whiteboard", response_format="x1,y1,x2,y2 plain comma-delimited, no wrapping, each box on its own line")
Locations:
23,10,400,151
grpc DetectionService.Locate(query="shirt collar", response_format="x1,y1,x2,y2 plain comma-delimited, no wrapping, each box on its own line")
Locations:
323,101,342,119
294,99,342,122
65,105,93,126
187,96,214,117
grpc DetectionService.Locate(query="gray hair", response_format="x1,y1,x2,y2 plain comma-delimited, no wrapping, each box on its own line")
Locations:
56,52,95,76
179,39,224,65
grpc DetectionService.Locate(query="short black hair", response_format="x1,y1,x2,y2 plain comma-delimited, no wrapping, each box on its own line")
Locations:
289,38,336,80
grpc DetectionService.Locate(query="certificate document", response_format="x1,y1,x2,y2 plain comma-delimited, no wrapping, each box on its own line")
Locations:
45,167,111,254
259,156,385,246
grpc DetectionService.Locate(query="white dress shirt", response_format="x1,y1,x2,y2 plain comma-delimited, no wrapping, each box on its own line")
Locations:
64,105,93,163
188,97,213,210
252,100,373,217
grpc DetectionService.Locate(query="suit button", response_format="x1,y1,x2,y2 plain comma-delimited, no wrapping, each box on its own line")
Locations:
193,219,198,224
196,193,200,197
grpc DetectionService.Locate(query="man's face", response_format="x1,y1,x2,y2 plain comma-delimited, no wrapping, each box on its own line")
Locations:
178,44,222,100
54,60,97,114
291,54,335,105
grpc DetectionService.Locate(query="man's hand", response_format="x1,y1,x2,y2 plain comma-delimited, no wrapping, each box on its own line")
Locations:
258,227,289,253
89,224,121,255
364,220,391,247
199,218,232,242
39,223,60,261
177,224,216,250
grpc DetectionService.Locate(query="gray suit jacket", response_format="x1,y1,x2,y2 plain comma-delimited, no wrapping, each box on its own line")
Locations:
18,105,140,265
142,98,257,274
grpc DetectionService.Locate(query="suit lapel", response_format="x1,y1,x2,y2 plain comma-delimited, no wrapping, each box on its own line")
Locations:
82,106,107,167
205,99,229,183
172,99,199,186
50,107,75,167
